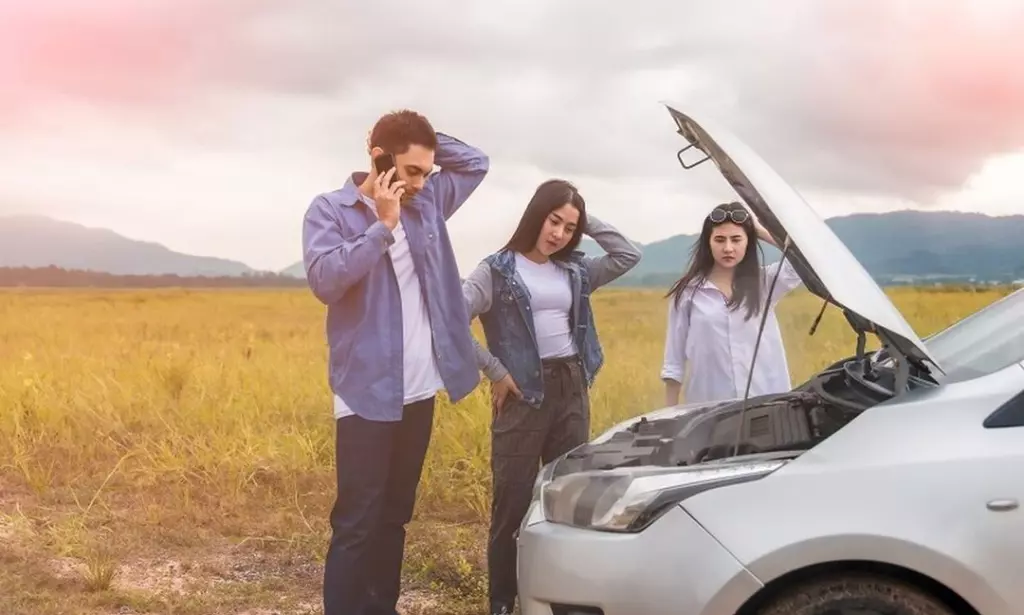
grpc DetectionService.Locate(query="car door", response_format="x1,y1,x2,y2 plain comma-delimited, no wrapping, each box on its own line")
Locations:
957,362,1024,614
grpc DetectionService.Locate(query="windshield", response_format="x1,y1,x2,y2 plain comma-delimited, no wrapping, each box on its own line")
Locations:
923,287,1024,382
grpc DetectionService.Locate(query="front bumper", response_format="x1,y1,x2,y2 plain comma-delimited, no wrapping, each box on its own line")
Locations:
516,503,762,615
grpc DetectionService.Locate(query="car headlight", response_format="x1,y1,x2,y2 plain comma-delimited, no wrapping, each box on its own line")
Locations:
540,459,785,533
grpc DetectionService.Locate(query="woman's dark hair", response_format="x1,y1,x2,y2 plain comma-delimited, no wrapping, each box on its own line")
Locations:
504,179,588,261
665,201,765,320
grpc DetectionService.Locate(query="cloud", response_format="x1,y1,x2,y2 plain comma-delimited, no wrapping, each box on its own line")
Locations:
743,0,1024,200
218,0,1024,199
0,0,1022,272
0,1,263,127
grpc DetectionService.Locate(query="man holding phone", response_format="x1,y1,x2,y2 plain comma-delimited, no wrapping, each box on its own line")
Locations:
302,109,489,615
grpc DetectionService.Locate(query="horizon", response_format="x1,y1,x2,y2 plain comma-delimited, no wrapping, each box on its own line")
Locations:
5,206,1023,274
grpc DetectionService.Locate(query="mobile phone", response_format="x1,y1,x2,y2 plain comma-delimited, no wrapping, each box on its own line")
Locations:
373,153,397,185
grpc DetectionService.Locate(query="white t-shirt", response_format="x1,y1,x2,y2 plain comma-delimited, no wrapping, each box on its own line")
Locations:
514,252,576,359
334,195,443,419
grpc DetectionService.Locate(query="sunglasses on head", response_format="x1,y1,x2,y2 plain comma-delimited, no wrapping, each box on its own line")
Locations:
708,207,750,225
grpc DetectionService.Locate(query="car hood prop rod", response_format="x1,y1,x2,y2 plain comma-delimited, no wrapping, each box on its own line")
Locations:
732,238,793,459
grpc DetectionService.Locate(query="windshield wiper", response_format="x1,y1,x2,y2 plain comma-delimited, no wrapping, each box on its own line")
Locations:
731,238,793,458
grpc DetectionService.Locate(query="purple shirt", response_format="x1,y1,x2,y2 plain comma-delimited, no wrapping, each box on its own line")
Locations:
302,133,489,422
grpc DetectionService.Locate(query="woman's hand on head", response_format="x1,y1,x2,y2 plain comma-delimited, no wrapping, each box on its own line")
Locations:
745,208,775,247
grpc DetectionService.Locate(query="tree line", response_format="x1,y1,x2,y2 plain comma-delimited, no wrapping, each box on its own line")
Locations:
0,266,309,288
2,265,1015,293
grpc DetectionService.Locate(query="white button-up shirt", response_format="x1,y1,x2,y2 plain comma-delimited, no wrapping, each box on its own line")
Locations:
660,260,804,405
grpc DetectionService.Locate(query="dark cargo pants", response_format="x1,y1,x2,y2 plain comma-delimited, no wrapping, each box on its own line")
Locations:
487,355,591,612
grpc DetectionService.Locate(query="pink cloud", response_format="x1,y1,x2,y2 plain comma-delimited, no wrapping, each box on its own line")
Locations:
0,1,259,126
816,2,1024,151
730,1,1024,198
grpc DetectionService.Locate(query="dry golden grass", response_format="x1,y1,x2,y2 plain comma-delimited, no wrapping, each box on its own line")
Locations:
0,285,1012,614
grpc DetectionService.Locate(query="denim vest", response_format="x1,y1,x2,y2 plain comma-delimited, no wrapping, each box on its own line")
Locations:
477,249,604,408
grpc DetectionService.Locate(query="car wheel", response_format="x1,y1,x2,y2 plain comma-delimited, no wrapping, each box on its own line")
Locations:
756,573,955,615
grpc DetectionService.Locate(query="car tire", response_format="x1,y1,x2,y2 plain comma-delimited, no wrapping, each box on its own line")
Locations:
756,573,955,615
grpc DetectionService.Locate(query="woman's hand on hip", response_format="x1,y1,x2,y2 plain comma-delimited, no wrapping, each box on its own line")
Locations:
491,374,523,414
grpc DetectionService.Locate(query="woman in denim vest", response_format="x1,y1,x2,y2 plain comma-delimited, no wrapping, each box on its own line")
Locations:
461,178,642,615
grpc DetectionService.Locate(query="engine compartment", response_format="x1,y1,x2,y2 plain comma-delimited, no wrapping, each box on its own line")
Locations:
552,354,932,477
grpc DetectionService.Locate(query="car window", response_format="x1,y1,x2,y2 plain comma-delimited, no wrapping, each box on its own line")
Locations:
925,288,1024,383
984,389,1024,429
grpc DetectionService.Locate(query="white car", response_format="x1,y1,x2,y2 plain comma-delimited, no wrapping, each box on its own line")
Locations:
515,103,1024,615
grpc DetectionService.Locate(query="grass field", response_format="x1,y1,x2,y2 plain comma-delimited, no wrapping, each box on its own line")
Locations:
0,285,1013,614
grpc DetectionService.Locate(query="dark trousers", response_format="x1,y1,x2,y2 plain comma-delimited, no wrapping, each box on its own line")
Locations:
488,357,590,612
323,397,435,615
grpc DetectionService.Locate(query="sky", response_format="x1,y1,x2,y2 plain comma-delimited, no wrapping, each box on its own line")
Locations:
1,0,1023,273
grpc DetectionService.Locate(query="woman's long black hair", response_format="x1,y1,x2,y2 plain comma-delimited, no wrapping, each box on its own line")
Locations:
503,179,587,261
666,201,765,321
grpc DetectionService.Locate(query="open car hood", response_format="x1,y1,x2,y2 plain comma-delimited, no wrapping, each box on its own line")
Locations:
663,102,940,373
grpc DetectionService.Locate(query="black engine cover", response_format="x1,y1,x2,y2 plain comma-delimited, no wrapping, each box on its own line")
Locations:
555,391,827,476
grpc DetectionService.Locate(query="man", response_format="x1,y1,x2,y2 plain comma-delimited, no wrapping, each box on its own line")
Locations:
302,109,489,615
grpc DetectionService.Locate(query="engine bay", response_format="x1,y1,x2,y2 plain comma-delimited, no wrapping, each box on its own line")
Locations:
553,353,934,477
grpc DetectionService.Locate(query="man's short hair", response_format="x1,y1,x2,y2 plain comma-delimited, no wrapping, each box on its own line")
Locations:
368,109,438,155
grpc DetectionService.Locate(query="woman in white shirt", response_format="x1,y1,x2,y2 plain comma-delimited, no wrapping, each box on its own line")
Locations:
461,178,642,615
661,201,803,407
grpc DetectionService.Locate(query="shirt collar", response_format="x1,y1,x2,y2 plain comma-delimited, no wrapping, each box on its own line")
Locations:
338,172,369,207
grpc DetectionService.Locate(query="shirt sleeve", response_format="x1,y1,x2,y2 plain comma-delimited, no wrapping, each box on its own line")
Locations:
423,132,490,220
461,261,509,382
762,258,803,305
302,195,394,305
579,215,643,290
660,293,691,383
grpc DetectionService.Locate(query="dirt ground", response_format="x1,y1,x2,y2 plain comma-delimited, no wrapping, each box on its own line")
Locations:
0,480,486,615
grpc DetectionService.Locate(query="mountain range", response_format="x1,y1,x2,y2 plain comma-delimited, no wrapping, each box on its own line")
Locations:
0,215,255,277
578,210,1024,287
2,211,1022,285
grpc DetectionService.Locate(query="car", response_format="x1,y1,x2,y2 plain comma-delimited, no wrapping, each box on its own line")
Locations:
514,102,1024,615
